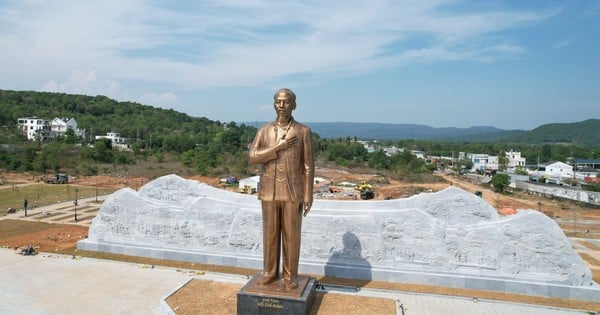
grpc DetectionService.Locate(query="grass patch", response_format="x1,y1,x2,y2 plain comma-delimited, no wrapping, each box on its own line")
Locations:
0,220,62,239
0,184,115,217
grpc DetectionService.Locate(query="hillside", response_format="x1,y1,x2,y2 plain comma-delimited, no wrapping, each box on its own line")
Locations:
504,119,600,146
306,120,599,145
0,89,231,139
0,89,257,176
1,89,598,146
305,122,526,141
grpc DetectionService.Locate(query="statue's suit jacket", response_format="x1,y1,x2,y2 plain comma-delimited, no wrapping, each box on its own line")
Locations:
249,120,314,205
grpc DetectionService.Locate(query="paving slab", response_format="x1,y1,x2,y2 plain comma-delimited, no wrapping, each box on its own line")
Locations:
0,249,591,315
0,249,191,315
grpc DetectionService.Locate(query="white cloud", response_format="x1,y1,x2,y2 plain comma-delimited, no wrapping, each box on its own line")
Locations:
2,1,558,93
139,92,178,107
40,70,122,99
553,40,572,49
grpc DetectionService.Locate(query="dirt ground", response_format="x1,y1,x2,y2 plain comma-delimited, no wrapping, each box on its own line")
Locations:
166,280,397,315
2,170,600,313
0,221,88,252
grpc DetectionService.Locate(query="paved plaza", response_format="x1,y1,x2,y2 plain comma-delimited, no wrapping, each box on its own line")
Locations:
0,248,590,315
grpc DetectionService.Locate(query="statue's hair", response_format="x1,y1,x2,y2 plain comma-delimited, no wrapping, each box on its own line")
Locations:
274,88,296,103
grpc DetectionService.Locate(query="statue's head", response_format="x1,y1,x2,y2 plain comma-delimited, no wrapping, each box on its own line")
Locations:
273,88,296,118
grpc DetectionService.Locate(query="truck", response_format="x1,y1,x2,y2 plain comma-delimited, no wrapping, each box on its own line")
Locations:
42,173,69,184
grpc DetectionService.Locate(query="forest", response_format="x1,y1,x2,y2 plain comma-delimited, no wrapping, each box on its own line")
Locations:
1,90,598,180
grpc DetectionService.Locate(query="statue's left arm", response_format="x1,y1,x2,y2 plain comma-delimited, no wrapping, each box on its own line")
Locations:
302,127,314,216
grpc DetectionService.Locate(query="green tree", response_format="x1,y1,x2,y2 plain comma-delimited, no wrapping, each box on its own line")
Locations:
92,139,114,163
491,173,510,193
455,159,474,172
368,150,390,170
64,128,77,144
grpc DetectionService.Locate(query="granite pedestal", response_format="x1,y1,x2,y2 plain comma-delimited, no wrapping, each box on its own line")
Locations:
237,273,317,315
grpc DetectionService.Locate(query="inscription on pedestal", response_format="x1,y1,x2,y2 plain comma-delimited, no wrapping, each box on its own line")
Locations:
257,297,284,312
237,273,317,315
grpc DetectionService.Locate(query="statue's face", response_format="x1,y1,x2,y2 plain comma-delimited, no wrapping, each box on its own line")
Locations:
274,92,295,119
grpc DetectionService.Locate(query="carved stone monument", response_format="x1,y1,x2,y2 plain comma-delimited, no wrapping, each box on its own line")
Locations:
78,175,600,303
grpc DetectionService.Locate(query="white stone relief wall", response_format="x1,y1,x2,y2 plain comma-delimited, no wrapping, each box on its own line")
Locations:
85,174,593,287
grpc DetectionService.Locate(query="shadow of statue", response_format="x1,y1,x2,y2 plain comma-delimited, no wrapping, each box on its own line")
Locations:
321,231,372,288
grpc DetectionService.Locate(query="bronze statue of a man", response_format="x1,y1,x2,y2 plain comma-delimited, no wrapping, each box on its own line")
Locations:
248,88,314,290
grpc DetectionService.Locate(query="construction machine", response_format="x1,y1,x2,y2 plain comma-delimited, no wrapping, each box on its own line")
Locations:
239,184,256,194
42,173,69,184
355,181,374,200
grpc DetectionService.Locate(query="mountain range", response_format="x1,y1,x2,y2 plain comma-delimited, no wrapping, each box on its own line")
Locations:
246,120,599,145
304,122,524,141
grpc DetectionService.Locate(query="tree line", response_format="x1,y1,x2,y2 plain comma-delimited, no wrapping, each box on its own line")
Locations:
1,90,598,180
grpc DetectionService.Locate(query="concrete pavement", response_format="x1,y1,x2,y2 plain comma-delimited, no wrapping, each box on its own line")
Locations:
0,248,591,315
0,249,191,315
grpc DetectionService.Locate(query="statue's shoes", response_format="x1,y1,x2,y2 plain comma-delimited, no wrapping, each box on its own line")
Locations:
284,279,298,290
257,275,277,286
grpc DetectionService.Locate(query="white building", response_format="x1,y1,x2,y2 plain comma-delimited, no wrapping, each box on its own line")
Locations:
50,118,86,139
468,153,499,173
411,150,425,159
544,161,574,184
383,146,402,156
95,132,127,145
505,150,526,171
17,117,50,141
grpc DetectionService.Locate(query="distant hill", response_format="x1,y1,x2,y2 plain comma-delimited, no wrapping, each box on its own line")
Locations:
300,120,599,145
2,89,597,146
0,89,256,146
303,122,526,141
504,119,600,146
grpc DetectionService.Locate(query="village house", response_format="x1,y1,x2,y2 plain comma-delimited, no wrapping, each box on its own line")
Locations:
467,153,499,173
18,116,85,141
17,117,50,141
543,161,574,184
383,145,402,156
411,150,426,159
95,132,127,145
570,159,600,171
49,117,86,139
505,150,526,171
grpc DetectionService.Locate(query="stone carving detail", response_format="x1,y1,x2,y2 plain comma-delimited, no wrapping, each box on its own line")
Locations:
85,174,593,287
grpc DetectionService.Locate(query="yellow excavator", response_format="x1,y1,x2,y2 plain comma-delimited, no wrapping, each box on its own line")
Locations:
355,181,374,200
239,184,255,194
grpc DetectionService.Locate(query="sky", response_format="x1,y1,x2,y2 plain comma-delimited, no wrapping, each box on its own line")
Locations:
1,1,599,130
